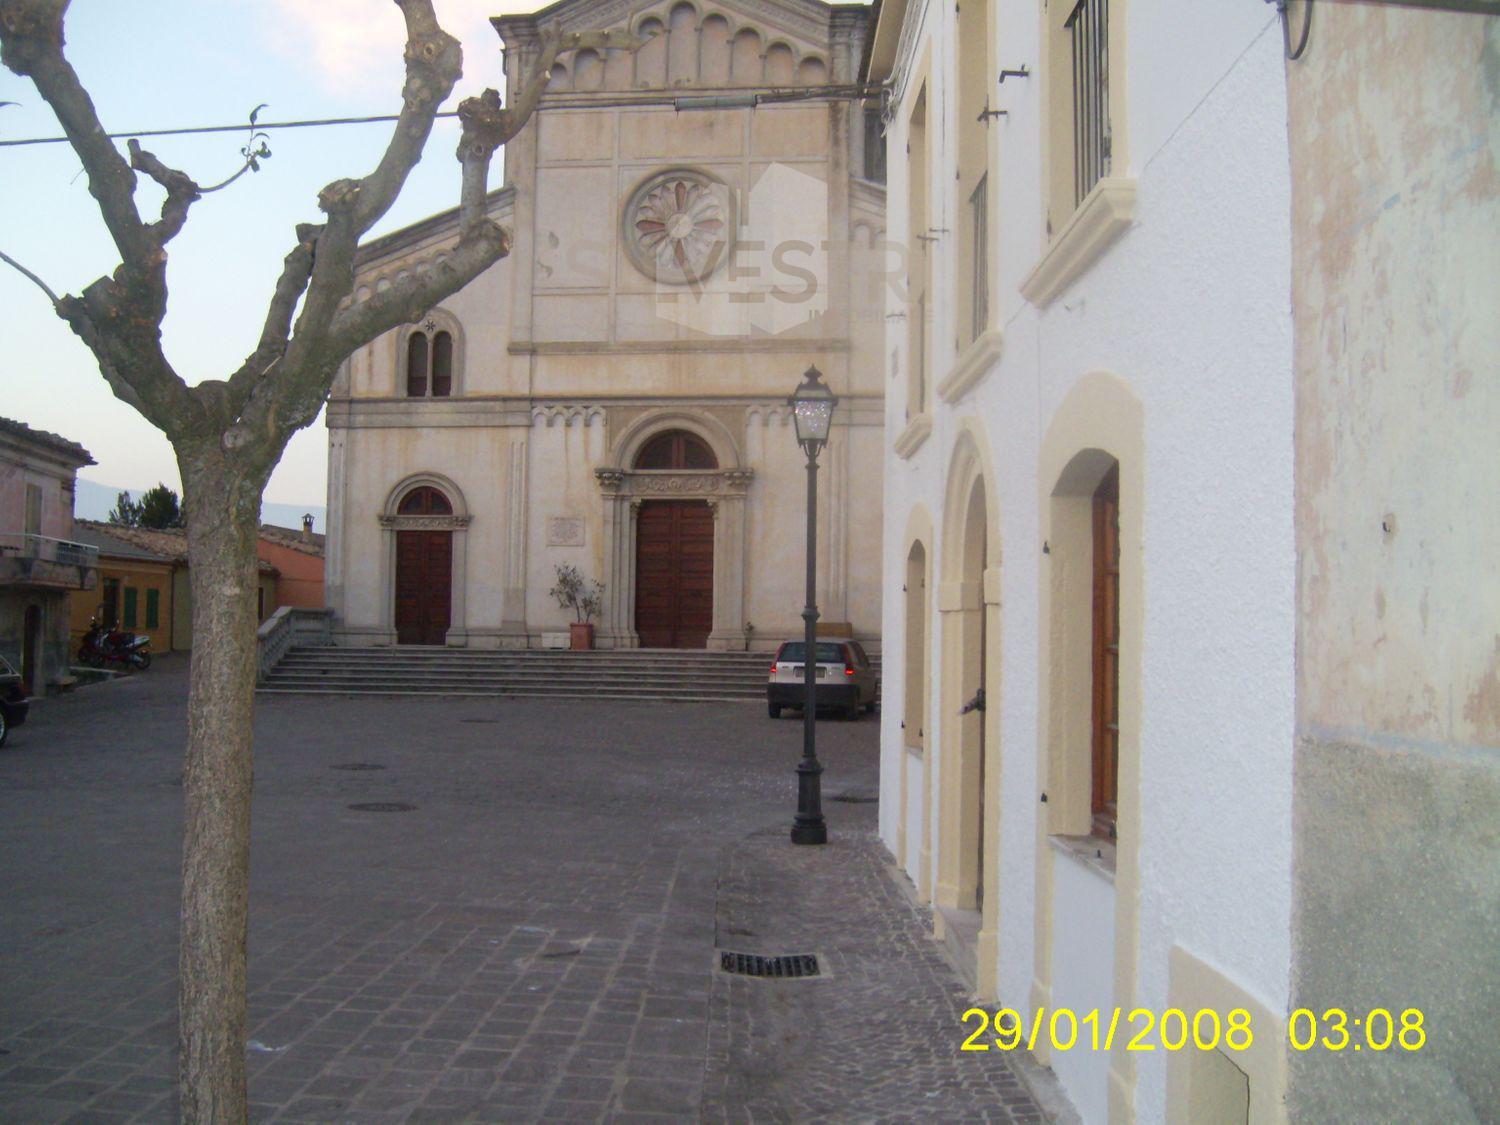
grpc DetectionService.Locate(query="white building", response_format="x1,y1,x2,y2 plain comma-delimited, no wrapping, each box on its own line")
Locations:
325,0,888,653
868,0,1496,1121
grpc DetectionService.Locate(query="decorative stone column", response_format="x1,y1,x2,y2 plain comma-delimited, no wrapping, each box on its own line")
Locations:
594,470,637,649
707,468,753,650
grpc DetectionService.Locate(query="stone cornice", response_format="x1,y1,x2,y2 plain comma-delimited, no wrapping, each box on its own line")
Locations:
937,329,1003,404
595,467,756,497
892,411,932,459
1020,178,1138,309
377,514,473,531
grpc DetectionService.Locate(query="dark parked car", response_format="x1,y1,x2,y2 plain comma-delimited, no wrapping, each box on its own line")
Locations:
0,655,29,748
767,637,878,721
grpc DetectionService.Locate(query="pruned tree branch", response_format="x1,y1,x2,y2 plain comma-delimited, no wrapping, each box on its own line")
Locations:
223,223,320,414
0,245,59,303
272,1,463,407
1,0,153,274
129,137,201,246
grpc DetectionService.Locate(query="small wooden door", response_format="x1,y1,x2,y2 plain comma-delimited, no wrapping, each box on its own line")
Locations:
635,501,714,648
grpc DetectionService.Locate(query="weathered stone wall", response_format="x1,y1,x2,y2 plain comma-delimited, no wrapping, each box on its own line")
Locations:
1287,8,1500,1119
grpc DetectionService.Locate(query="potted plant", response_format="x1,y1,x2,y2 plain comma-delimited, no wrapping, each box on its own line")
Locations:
550,564,604,650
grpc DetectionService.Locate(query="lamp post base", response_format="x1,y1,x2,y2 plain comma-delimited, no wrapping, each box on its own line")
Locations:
791,756,827,846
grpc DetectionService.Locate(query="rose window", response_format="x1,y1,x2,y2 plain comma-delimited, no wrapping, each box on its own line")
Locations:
624,171,732,284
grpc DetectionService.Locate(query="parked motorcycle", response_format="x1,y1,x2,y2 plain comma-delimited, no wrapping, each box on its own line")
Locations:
77,620,152,671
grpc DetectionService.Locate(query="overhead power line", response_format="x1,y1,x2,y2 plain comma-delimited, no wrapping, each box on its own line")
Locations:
0,85,884,150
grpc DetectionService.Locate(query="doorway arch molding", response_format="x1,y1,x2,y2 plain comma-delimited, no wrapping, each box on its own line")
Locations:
595,409,752,650
898,503,936,900
935,417,1004,999
1031,369,1144,1118
377,472,472,646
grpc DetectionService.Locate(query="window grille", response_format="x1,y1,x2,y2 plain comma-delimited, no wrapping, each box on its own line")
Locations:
1066,0,1110,207
863,106,887,184
969,175,989,343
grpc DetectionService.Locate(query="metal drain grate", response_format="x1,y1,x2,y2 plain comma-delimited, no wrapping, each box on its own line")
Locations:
331,763,386,771
348,802,416,813
718,951,821,979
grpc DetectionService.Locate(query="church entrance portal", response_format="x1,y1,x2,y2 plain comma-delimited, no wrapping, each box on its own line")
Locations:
631,430,718,649
635,501,714,648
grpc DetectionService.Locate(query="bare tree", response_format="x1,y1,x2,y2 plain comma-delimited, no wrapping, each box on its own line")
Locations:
0,2,635,1118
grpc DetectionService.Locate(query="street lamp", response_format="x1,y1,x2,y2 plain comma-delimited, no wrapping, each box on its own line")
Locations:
788,364,837,846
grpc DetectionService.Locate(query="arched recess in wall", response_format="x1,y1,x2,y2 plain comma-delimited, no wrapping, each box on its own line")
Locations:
764,41,795,85
730,28,762,85
899,503,936,896
700,14,731,84
572,48,604,90
934,420,1003,996
1031,370,1143,1103
379,473,473,648
668,2,700,85
797,56,827,85
609,409,743,473
635,17,667,86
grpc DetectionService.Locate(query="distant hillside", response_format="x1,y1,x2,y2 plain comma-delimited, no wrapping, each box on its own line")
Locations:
75,477,325,534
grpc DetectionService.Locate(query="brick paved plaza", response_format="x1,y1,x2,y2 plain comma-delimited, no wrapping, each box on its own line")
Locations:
0,660,1048,1122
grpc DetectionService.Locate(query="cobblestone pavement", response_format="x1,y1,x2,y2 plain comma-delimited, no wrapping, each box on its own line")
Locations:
0,658,1042,1122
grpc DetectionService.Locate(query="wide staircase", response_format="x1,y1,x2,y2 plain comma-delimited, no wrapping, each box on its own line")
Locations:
257,646,778,704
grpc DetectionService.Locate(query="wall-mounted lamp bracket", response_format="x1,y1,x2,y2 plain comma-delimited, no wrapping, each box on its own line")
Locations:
998,65,1031,83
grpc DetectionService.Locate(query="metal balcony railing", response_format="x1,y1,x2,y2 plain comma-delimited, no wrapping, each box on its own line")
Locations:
0,531,100,568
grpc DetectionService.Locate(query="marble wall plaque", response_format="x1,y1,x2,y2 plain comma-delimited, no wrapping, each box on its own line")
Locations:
547,516,585,547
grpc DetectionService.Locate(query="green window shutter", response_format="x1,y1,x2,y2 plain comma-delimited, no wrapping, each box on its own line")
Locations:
146,588,160,629
123,587,138,629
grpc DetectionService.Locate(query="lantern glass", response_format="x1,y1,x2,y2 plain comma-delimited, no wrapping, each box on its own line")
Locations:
788,365,838,449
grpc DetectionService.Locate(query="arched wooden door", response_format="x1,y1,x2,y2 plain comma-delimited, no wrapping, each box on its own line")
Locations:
633,430,717,649
393,487,453,645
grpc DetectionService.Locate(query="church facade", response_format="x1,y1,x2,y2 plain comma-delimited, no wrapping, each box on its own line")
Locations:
325,0,887,651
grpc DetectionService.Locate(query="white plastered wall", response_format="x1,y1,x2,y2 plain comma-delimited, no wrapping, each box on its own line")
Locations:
876,0,1297,1119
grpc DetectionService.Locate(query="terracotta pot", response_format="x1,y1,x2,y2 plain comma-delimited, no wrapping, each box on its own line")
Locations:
569,622,595,651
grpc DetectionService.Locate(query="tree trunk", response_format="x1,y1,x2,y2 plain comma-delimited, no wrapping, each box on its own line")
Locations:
176,447,265,1123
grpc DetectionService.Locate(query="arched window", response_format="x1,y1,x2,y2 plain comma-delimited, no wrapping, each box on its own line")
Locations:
405,324,455,398
633,430,718,470
397,486,453,516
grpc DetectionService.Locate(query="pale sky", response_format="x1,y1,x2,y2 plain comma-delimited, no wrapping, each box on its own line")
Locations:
1,0,538,507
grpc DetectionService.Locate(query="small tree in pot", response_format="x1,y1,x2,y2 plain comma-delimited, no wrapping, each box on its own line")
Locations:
550,564,603,650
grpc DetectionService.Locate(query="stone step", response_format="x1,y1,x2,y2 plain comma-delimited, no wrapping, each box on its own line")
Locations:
258,645,878,701
257,682,766,701
264,673,764,689
263,668,765,686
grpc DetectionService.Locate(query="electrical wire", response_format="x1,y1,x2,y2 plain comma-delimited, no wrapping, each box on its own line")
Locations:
0,85,885,150
1279,0,1314,60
